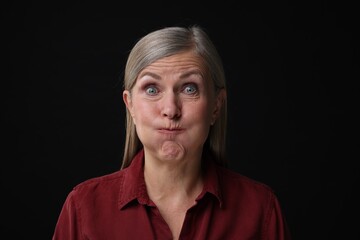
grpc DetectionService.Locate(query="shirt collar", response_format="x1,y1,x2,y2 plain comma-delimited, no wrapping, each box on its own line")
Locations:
118,149,150,210
118,149,223,210
199,150,224,208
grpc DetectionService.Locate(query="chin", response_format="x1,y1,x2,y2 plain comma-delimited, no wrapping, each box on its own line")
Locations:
159,141,186,160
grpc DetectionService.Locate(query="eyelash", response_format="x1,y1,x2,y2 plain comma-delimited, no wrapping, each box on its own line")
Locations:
183,83,198,95
145,85,158,95
143,83,198,96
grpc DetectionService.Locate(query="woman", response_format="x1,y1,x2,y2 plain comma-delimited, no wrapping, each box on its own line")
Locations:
53,25,291,240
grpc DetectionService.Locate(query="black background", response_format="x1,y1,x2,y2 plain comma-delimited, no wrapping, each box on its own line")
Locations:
2,1,359,239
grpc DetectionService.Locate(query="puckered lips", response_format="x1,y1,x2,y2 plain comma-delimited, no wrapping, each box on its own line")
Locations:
157,127,185,135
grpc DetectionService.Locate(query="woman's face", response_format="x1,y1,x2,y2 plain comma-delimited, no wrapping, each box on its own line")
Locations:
123,51,224,162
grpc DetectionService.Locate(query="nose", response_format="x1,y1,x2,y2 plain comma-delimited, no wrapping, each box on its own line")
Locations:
161,92,181,119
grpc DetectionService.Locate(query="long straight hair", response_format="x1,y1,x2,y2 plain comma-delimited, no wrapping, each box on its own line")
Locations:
121,25,227,169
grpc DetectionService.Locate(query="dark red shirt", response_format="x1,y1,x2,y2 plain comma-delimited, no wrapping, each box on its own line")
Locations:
53,150,291,239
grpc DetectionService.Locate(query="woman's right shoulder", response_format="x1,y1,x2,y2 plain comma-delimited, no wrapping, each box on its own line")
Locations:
69,169,127,199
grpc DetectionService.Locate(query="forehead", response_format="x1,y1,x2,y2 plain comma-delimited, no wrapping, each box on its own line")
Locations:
138,51,207,78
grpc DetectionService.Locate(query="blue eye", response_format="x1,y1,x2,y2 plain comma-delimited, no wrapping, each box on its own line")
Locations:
183,84,197,94
145,86,158,95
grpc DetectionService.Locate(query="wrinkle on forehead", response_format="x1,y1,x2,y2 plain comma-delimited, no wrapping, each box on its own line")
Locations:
138,51,207,80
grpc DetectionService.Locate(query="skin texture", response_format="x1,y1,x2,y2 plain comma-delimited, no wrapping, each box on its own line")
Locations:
123,50,225,239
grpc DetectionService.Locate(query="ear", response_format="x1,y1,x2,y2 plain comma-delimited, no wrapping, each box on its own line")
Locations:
123,90,136,123
211,89,226,125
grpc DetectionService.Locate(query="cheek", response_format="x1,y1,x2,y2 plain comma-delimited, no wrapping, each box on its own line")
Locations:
132,101,157,123
186,102,213,125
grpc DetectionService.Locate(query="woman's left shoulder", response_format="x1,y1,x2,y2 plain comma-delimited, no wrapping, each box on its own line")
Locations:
217,166,275,197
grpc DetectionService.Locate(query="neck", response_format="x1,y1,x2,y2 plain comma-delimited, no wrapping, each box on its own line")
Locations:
143,151,203,202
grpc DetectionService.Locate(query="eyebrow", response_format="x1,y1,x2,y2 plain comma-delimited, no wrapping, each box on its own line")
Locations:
138,70,203,81
138,71,161,80
180,70,203,79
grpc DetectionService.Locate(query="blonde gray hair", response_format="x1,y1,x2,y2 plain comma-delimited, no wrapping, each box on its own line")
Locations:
121,25,227,168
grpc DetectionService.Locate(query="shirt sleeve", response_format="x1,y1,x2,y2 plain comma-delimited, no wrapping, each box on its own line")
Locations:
263,192,292,240
52,190,83,240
